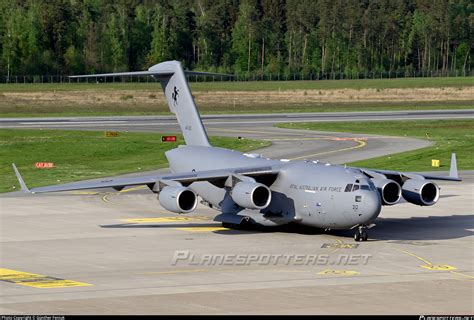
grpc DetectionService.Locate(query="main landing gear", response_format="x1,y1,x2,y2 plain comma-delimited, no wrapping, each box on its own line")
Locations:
354,225,368,242
222,217,251,230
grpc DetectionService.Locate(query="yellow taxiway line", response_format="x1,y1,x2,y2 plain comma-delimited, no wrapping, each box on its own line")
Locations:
102,185,148,203
395,248,473,280
290,139,367,160
122,216,210,223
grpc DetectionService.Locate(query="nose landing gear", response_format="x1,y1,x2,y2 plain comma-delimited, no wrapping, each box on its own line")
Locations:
354,225,369,242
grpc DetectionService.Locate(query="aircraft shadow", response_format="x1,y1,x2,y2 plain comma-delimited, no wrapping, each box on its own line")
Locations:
213,223,326,235
214,214,474,241
329,214,474,241
100,223,260,234
439,194,458,199
100,214,473,240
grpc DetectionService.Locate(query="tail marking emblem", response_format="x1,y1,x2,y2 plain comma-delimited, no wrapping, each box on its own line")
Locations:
172,86,179,105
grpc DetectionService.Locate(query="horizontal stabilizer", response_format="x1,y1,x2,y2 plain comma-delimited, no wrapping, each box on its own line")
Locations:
184,70,234,78
69,70,174,79
69,69,232,79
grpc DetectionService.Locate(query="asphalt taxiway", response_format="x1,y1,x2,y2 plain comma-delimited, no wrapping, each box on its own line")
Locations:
1,110,473,314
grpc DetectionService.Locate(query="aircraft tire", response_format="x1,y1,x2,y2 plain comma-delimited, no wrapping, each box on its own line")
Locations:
361,231,368,241
222,222,236,229
354,230,361,242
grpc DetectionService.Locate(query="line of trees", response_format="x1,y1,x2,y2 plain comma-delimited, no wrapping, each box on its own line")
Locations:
0,0,472,77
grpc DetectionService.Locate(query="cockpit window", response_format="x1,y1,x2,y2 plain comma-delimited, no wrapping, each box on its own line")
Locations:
346,183,368,192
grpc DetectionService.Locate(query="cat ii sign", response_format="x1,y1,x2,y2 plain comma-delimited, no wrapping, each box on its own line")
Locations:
35,162,55,169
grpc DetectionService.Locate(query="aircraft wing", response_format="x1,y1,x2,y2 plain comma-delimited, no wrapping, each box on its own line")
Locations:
355,153,461,182
12,164,278,194
360,169,462,182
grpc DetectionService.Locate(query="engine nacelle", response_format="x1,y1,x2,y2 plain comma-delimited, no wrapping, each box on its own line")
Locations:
402,179,439,206
230,182,271,210
372,178,401,205
158,186,198,213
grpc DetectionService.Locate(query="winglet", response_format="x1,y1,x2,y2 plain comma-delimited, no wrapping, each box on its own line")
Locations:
12,164,30,193
449,153,459,179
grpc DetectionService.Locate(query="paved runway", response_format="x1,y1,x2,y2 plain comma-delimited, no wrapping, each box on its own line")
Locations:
1,110,473,314
4,109,473,163
2,109,473,126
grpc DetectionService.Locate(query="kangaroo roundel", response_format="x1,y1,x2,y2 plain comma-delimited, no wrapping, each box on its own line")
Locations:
172,86,179,105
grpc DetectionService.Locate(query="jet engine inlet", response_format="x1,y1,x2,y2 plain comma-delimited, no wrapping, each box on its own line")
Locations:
402,179,439,206
372,178,401,205
158,186,198,213
230,182,272,210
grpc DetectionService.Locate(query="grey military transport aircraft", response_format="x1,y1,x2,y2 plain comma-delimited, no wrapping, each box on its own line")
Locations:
12,60,461,241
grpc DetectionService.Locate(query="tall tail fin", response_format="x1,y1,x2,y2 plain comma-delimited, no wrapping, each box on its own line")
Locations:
150,61,209,146
70,60,232,147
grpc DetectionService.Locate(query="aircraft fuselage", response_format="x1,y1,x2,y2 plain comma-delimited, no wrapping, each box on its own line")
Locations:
166,146,382,230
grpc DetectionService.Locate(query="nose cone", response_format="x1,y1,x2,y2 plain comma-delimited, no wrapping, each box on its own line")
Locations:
363,190,382,223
